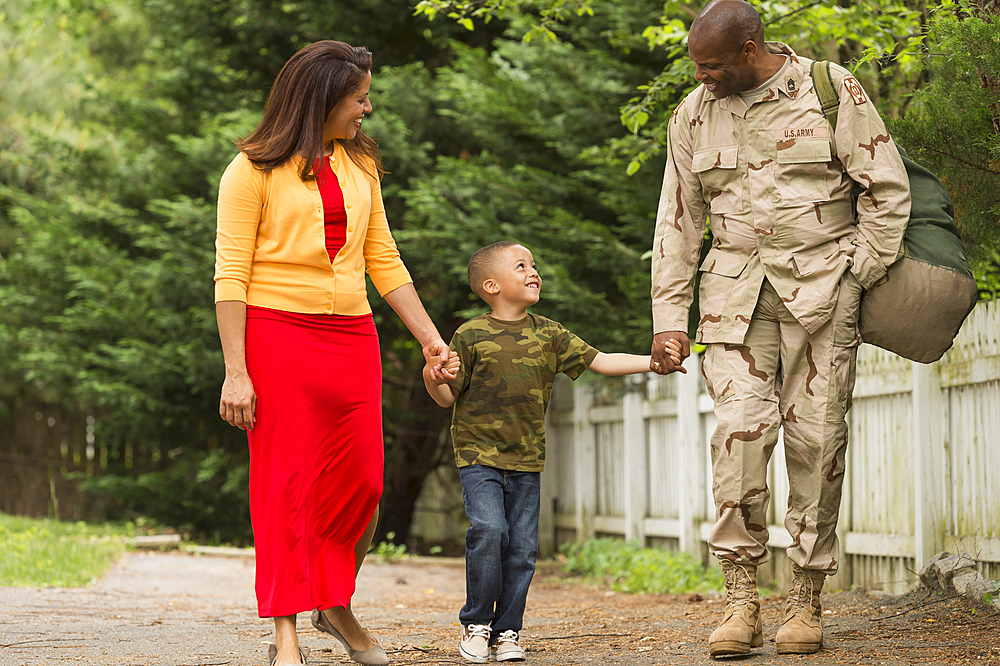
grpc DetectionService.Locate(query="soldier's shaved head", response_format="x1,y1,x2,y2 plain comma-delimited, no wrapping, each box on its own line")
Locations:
468,241,521,301
690,0,764,55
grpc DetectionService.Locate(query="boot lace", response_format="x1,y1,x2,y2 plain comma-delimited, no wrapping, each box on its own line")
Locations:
786,566,824,617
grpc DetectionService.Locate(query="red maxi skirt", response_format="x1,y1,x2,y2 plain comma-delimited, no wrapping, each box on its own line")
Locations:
245,306,383,618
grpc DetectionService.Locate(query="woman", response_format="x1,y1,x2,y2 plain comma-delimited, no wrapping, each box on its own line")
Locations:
215,41,452,666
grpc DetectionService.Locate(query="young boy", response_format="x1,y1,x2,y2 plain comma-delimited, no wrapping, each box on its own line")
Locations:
423,241,683,663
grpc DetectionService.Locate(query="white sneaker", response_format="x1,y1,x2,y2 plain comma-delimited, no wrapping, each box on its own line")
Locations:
459,624,491,663
493,630,526,662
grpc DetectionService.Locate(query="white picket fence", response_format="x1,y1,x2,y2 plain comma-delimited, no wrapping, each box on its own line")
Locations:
540,300,1000,593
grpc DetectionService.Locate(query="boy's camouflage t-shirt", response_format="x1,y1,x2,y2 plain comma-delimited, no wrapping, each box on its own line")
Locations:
448,313,598,472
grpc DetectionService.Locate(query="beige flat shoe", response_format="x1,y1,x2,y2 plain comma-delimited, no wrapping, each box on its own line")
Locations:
310,609,389,665
266,643,310,666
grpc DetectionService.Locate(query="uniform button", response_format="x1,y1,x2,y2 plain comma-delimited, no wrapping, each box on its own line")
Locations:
347,227,353,232
346,203,352,209
329,271,335,277
325,304,332,310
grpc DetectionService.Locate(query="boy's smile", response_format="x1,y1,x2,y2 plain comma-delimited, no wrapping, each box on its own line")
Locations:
490,245,541,313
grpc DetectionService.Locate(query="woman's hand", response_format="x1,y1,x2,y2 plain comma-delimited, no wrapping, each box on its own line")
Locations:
220,370,256,430
216,301,255,430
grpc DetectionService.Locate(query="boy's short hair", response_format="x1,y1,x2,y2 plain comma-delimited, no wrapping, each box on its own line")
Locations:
468,241,521,301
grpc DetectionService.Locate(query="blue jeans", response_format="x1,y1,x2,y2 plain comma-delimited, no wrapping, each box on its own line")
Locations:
458,464,540,641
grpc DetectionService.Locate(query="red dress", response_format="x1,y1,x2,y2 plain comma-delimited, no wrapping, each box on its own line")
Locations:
244,156,382,617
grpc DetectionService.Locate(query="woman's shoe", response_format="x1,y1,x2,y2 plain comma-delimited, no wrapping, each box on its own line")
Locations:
266,643,311,666
310,609,389,666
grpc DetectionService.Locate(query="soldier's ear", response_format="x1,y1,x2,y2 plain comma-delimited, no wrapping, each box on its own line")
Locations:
742,39,758,62
483,278,499,295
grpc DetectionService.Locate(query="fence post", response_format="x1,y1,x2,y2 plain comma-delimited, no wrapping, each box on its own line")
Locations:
622,375,646,543
677,353,706,556
912,361,946,569
573,382,596,542
539,379,561,558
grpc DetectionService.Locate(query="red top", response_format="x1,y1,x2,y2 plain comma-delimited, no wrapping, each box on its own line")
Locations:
314,157,348,261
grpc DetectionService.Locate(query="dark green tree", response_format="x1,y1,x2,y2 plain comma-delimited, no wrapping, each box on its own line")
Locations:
885,0,1000,288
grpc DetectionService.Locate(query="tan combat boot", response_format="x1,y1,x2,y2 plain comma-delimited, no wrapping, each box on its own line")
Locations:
708,561,763,658
776,563,826,654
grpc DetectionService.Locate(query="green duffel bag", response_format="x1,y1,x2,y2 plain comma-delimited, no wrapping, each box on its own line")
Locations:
812,61,979,363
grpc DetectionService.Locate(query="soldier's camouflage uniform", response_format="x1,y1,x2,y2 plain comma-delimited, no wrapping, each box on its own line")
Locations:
651,42,911,574
448,312,598,472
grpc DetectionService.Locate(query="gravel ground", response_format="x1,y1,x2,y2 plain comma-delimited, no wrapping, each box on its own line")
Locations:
1,551,997,666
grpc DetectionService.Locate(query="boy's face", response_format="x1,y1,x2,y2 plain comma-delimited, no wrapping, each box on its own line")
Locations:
487,245,541,307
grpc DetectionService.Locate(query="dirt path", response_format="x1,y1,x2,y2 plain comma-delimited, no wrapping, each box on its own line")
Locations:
1,551,997,665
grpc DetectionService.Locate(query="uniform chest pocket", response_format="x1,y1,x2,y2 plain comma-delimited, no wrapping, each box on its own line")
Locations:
775,137,833,206
692,145,743,214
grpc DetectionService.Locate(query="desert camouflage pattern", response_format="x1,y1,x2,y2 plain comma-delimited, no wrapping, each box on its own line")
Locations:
703,274,863,574
448,313,598,472
651,42,910,342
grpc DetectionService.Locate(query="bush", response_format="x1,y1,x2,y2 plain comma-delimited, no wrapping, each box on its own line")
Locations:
560,538,723,594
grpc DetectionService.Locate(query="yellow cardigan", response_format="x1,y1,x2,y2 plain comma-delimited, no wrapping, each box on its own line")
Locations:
214,143,411,315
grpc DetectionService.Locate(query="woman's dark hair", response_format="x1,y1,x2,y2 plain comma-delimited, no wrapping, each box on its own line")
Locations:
237,40,383,181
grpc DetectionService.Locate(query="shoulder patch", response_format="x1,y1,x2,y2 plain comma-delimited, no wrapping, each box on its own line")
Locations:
672,98,687,116
843,76,867,105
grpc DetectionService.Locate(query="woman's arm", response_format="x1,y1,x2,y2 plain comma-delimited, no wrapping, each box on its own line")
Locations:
216,300,256,430
383,283,456,383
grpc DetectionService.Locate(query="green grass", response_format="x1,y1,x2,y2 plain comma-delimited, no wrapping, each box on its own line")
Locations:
560,538,724,594
0,513,134,587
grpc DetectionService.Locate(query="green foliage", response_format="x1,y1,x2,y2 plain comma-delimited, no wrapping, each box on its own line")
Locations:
1,0,996,549
561,538,723,594
413,1,927,177
389,30,669,352
975,251,1000,301
0,513,133,586
369,531,410,562
0,0,255,541
886,0,1000,270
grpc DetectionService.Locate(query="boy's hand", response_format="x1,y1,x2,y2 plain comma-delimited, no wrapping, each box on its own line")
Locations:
425,354,459,386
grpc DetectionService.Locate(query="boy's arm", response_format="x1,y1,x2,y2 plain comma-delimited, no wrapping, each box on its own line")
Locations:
423,355,460,408
589,340,684,376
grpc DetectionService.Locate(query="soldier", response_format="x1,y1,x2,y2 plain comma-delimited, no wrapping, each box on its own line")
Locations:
649,0,910,658
424,241,682,663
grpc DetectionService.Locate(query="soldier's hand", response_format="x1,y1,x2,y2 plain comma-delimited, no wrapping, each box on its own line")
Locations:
651,330,689,375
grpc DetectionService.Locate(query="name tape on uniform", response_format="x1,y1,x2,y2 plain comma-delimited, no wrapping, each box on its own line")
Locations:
773,126,830,140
